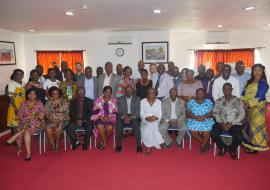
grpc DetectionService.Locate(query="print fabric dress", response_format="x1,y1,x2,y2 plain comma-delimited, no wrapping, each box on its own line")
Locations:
187,99,215,132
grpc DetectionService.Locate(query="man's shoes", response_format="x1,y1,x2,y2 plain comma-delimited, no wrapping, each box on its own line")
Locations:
230,150,238,160
200,147,207,155
82,145,88,151
136,146,142,153
115,146,122,153
217,148,227,157
72,142,80,150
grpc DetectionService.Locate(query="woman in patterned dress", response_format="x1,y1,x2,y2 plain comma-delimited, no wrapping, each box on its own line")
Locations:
91,86,118,150
7,69,26,135
59,69,78,102
6,88,45,161
45,87,69,151
186,88,215,154
241,64,269,153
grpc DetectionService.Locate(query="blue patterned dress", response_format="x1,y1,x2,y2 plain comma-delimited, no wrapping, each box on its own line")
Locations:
187,99,215,132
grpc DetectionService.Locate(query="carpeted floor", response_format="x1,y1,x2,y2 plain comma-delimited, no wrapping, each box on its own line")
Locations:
1,134,270,190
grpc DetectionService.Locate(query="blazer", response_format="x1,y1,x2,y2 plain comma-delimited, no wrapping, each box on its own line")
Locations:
161,97,186,123
82,76,99,100
117,95,141,119
69,97,93,124
98,73,121,96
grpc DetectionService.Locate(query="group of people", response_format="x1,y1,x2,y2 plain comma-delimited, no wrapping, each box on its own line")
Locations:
4,60,269,161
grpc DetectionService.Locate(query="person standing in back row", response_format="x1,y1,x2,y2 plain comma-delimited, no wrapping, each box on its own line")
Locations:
152,63,174,100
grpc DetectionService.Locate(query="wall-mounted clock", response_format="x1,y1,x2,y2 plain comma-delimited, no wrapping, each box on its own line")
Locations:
116,48,124,57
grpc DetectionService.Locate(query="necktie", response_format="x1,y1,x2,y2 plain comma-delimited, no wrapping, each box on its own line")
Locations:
155,75,161,92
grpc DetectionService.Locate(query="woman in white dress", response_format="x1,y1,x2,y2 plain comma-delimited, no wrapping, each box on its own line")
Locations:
140,88,164,155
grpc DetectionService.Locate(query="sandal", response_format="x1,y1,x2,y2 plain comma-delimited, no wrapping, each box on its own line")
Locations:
98,143,105,150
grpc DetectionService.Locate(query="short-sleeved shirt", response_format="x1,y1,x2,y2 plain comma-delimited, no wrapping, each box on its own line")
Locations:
187,99,215,131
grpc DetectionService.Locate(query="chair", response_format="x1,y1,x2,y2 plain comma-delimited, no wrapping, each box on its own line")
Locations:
43,129,67,152
167,127,185,149
186,130,211,151
68,127,92,150
213,131,241,160
32,129,43,155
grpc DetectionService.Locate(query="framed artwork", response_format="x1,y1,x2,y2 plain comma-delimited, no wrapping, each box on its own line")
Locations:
142,41,168,63
0,41,16,65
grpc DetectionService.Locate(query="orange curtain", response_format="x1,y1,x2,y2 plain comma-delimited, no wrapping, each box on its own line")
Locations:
36,52,61,74
61,51,84,73
194,49,254,74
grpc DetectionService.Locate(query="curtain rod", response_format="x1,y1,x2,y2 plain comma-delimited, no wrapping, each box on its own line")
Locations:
187,47,265,50
34,50,87,52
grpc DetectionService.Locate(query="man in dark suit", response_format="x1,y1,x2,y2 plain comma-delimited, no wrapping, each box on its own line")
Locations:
66,87,94,150
115,86,142,153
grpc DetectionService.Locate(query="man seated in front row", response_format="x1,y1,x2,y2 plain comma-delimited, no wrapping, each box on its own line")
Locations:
159,87,186,148
211,83,245,160
66,87,94,150
115,86,142,153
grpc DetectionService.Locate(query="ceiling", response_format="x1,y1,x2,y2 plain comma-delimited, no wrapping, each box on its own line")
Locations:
0,0,270,33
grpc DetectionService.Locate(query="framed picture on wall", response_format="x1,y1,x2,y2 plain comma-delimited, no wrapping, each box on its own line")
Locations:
0,41,16,65
142,41,168,63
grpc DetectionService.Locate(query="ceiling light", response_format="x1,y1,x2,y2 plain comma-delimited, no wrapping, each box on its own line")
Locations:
217,24,223,28
65,11,74,16
267,24,270,26
28,29,35,32
81,5,88,10
153,9,161,14
244,6,255,11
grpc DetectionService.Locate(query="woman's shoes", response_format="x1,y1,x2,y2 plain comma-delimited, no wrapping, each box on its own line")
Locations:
98,143,105,151
144,148,152,156
244,147,258,154
25,155,31,161
5,141,14,145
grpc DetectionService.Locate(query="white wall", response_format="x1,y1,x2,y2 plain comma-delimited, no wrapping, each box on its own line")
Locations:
23,31,169,76
0,28,25,94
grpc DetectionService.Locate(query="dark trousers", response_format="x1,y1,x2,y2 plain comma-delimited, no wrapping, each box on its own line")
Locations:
116,118,141,147
211,123,243,152
66,121,93,146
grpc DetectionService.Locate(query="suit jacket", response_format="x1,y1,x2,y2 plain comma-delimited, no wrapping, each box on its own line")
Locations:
98,73,121,96
69,97,93,124
117,95,140,119
82,76,99,100
161,97,186,124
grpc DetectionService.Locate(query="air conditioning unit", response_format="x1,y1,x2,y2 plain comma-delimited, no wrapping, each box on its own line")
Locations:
107,36,133,45
205,32,230,44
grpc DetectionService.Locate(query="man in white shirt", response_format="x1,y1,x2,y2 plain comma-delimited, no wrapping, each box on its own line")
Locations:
231,61,250,94
98,62,121,96
212,64,240,101
84,66,98,100
152,63,174,99
132,60,145,81
159,88,186,147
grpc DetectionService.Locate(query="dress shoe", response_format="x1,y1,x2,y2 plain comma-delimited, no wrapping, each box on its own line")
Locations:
115,146,122,153
200,147,207,155
136,146,142,153
230,150,238,160
72,142,80,150
25,155,31,161
82,145,88,151
217,148,227,157
5,141,14,145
